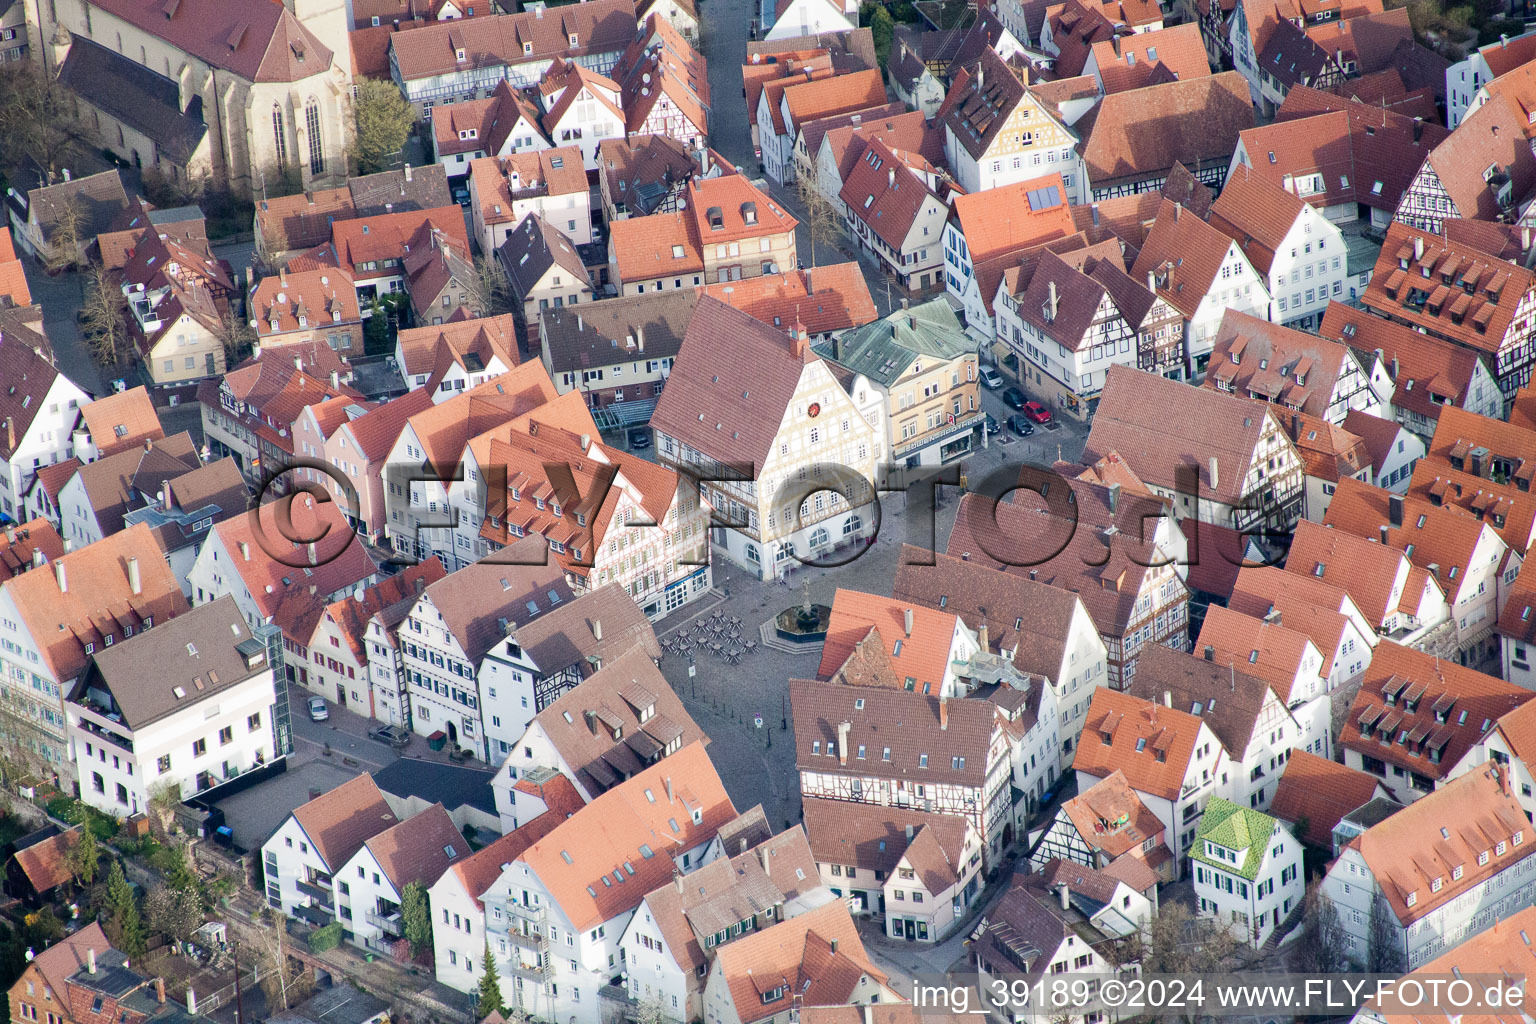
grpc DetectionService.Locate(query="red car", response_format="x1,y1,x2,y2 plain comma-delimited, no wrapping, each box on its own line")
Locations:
1022,400,1053,424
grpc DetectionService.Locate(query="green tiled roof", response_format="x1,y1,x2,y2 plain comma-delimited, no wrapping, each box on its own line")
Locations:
1192,797,1277,881
813,299,971,388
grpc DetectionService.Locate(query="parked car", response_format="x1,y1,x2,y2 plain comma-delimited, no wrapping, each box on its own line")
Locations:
369,724,411,748
1022,400,1053,425
1007,414,1034,437
628,427,652,450
984,413,1001,435
1002,387,1027,410
452,185,471,207
980,366,1005,390
307,696,329,722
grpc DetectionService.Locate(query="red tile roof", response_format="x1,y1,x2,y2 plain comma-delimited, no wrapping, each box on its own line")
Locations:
1319,302,1487,423
518,741,735,930
290,773,398,871
950,172,1073,263
818,589,964,690
0,227,31,307
1058,769,1166,859
712,900,886,1024
11,828,82,894
78,387,164,458
1269,750,1388,847
389,0,637,82
1340,640,1533,786
89,0,334,82
1074,688,1208,801
1079,71,1252,187
1089,23,1211,93
1128,198,1245,317
1346,762,1533,925
703,264,877,336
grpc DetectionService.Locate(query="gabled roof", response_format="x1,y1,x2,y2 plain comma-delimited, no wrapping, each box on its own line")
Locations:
802,797,970,894
0,227,31,307
389,0,637,82
1202,308,1353,417
519,642,700,796
396,313,519,384
651,296,817,470
1126,644,1282,758
791,678,1001,788
945,468,1180,640
1346,762,1533,924
1079,71,1253,186
1324,476,1497,606
1422,89,1536,223
1074,688,1207,801
1207,164,1310,278
816,299,969,389
24,170,131,246
252,267,361,338
0,520,64,581
1496,572,1536,646
1089,22,1211,93
540,289,696,374
1319,302,1485,422
255,188,356,254
5,523,188,684
1268,750,1387,847
1195,603,1319,707
711,901,885,1024
11,827,81,894
211,494,378,640
838,139,942,253
288,773,398,871
1084,364,1286,505
28,923,111,1002
497,213,592,298
360,802,468,891
816,588,964,691
892,546,1089,681
77,387,164,459
441,782,579,909
413,537,572,664
1127,198,1244,317
1405,404,1536,551
704,264,878,337
314,558,447,663
57,38,209,165
598,135,697,217
518,741,736,931
1283,518,1426,626
950,172,1074,264
87,0,334,82
69,432,201,537
940,47,1033,159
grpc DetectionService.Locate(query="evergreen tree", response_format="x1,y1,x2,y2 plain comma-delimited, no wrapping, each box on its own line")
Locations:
67,827,99,886
476,943,504,1019
104,862,146,959
401,881,432,958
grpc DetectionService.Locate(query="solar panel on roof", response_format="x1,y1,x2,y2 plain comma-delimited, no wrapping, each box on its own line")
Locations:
1025,186,1060,211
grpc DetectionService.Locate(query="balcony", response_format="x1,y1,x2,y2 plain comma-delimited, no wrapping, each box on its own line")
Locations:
366,910,403,936
296,880,334,908
506,900,546,923
507,929,546,951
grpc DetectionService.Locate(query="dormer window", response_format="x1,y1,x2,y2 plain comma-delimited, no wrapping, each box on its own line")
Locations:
298,315,307,327
1430,876,1443,893
456,47,466,61
569,32,578,44
332,310,341,322
523,41,533,54
1406,891,1417,907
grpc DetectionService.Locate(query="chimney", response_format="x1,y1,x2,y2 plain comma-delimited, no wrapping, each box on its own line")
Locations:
295,355,304,372
977,622,989,650
127,556,141,596
1146,270,1155,292
1389,493,1404,527
592,618,603,641
55,561,66,593
163,486,173,513
940,696,949,731
307,542,318,565
331,370,340,389
1413,235,1424,262
240,541,250,561
665,776,673,802
584,709,598,734
3,528,11,545
888,168,895,189
155,979,165,1005
31,549,43,569
88,950,96,974
6,417,13,452
837,721,851,764
863,1006,873,1024
1057,883,1070,911
637,325,645,352
977,66,984,90
1379,524,1389,544
1163,689,1172,708
1047,279,1058,320
404,163,414,182
1208,456,1219,491
905,823,915,840
903,608,914,636
1203,644,1214,661
186,989,196,1016
1107,482,1120,513
829,938,839,954
1174,201,1182,222
1264,605,1281,627
1091,203,1100,227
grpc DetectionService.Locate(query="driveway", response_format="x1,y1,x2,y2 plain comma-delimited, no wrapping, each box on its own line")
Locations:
21,255,109,395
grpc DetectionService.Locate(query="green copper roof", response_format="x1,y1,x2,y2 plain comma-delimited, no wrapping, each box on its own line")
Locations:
1192,797,1278,881
813,299,972,388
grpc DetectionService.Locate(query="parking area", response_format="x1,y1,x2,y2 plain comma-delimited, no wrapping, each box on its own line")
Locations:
211,757,368,851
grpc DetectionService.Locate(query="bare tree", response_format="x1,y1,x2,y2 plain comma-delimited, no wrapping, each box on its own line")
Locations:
146,779,183,838
1366,893,1404,973
213,308,256,369
795,179,840,267
81,263,131,364
250,911,313,1011
0,60,94,179
255,220,291,276
632,997,677,1024
44,199,85,274
1295,880,1348,974
1140,901,1241,974
465,255,515,319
